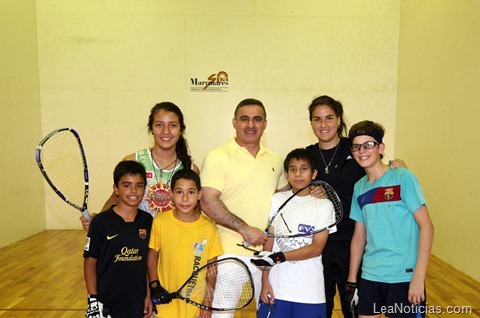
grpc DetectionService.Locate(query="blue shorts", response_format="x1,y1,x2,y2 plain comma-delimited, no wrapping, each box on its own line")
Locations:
358,278,426,318
257,298,326,318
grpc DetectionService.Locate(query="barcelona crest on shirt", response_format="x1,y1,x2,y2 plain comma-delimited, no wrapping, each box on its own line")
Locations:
384,187,395,200
139,229,147,239
357,185,401,208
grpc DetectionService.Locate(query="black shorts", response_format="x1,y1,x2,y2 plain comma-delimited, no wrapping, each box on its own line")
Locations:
357,278,426,318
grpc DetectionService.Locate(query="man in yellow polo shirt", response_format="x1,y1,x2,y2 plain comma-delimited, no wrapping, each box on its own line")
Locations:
200,98,288,317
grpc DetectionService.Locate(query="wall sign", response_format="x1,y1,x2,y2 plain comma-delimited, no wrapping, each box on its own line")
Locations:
190,71,229,92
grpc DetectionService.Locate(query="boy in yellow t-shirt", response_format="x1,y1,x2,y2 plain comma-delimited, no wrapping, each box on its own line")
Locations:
147,169,224,318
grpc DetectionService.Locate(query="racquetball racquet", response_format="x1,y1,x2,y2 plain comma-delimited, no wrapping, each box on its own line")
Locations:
243,180,342,248
351,302,356,318
166,257,254,311
35,128,91,221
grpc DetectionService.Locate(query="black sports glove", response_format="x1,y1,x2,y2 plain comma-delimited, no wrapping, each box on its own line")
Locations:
85,294,110,318
150,280,172,304
250,251,286,270
345,282,359,315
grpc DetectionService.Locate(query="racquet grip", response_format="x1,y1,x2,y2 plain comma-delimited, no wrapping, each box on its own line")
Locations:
81,209,92,221
242,241,251,248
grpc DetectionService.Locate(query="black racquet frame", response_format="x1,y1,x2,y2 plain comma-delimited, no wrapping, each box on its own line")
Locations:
35,128,91,221
242,180,342,250
168,257,254,311
267,180,342,238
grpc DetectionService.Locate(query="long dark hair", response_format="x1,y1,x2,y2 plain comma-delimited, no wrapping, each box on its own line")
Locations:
148,102,192,169
308,95,348,138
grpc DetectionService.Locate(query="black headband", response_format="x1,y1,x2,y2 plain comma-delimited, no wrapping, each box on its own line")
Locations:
350,130,383,143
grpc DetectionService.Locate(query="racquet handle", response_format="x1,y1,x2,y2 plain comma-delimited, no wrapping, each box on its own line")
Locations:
81,209,92,221
240,232,274,249
239,241,265,252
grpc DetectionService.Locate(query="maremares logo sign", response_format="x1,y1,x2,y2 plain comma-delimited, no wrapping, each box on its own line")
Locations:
190,71,229,92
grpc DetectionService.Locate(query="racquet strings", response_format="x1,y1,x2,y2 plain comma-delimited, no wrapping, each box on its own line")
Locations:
271,182,342,237
39,131,86,207
177,258,253,310
317,181,343,225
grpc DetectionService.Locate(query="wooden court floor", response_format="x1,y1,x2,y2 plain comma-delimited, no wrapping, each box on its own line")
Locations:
0,230,478,317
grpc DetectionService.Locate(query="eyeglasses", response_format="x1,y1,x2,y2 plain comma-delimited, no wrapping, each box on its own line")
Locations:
351,141,379,152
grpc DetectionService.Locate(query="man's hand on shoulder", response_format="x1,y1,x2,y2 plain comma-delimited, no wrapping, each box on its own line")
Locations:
389,158,407,169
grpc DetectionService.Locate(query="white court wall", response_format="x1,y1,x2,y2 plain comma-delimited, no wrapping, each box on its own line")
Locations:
0,0,45,248
396,0,480,281
35,0,400,229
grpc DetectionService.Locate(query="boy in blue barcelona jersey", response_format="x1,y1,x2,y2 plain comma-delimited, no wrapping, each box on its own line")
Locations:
84,160,153,318
346,121,434,318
